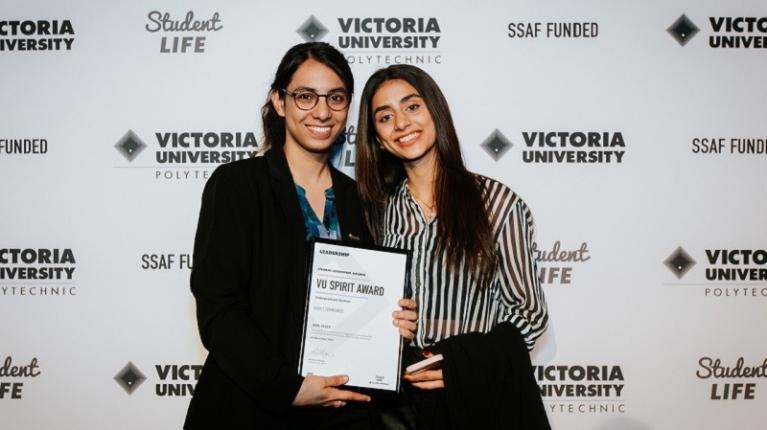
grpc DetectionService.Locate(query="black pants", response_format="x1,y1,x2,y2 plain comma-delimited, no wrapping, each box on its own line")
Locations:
288,402,384,430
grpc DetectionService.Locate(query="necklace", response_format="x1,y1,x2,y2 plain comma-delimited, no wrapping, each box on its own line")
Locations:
407,186,437,221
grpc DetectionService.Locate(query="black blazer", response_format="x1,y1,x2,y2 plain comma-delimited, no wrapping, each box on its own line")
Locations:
184,148,370,429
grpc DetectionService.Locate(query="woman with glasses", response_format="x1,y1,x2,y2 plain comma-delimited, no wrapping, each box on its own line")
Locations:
184,42,417,430
356,64,550,429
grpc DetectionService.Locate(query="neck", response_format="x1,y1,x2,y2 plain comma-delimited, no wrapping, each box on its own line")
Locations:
283,141,331,187
404,150,438,206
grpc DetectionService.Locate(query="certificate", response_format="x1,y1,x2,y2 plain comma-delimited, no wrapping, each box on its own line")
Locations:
298,239,410,393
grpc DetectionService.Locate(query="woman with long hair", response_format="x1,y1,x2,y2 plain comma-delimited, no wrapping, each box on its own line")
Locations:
184,43,417,430
356,65,550,429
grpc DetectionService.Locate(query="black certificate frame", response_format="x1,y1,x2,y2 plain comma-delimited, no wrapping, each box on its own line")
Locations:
298,238,412,395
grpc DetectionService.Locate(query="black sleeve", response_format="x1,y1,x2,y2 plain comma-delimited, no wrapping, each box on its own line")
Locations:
190,164,303,412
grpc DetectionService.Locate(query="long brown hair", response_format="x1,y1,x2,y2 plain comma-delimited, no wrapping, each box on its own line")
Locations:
356,65,496,282
260,42,354,150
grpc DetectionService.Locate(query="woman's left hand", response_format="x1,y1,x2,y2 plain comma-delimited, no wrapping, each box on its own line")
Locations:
392,298,418,340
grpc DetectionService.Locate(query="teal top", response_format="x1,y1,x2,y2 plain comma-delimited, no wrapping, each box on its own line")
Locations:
294,184,341,241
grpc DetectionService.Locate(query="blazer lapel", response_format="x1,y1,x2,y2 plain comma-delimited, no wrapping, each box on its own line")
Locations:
330,167,364,243
265,148,308,321
265,147,305,244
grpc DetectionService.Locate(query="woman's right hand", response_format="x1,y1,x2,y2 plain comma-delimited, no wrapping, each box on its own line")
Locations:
402,352,444,390
291,375,371,408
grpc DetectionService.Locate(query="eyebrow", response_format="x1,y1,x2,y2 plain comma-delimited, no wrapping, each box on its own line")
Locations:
291,86,347,93
373,93,422,115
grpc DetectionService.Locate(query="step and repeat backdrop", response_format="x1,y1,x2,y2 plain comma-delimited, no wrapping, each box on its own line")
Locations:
1,0,766,429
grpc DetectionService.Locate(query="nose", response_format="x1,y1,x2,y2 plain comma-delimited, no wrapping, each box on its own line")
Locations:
312,95,332,120
395,111,410,131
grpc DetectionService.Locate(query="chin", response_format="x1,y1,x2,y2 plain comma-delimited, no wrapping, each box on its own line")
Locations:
303,140,336,154
402,147,429,160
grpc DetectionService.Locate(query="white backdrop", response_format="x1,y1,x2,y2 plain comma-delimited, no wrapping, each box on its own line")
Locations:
1,1,766,429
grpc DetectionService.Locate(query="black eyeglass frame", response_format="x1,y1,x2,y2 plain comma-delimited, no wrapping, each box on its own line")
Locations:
280,88,350,111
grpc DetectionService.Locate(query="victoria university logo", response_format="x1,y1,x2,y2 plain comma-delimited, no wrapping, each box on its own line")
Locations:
535,364,626,414
480,129,513,162
113,129,258,180
0,19,75,51
115,130,147,162
114,362,201,396
668,13,767,48
480,129,626,164
0,248,77,297
667,14,699,46
664,246,696,279
297,15,329,42
114,362,146,395
664,246,767,298
297,15,443,66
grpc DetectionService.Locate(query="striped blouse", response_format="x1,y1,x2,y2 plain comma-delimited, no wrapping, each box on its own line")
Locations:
382,176,548,350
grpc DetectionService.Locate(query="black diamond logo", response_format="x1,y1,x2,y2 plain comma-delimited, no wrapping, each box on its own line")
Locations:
297,15,328,42
115,130,146,162
480,129,513,161
114,362,146,394
667,14,699,46
664,246,696,279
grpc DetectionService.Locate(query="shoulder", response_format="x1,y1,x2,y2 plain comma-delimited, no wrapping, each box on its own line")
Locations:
474,174,535,227
475,174,522,209
201,156,267,201
209,155,266,184
330,167,366,209
213,155,266,180
330,167,356,192
384,180,409,206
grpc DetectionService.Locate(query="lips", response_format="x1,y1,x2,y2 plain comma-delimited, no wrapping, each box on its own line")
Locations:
306,125,333,139
397,131,421,145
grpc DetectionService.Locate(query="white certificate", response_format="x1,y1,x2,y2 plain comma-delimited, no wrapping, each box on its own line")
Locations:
298,239,410,393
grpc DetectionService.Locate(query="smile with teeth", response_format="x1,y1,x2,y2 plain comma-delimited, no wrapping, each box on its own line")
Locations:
307,125,332,134
398,131,420,144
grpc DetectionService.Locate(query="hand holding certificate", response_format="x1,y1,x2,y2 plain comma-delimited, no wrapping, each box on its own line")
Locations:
299,239,410,393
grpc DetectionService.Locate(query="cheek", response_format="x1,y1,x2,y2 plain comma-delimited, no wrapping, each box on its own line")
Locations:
420,112,436,133
284,106,302,123
335,110,349,125
374,122,390,142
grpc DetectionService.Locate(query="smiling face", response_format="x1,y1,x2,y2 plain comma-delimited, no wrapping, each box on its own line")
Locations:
371,79,437,166
271,58,349,155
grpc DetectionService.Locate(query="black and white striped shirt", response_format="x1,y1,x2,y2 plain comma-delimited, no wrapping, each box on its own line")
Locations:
382,176,548,350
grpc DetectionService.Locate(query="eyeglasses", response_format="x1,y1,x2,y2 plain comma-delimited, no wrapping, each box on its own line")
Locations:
281,88,350,111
